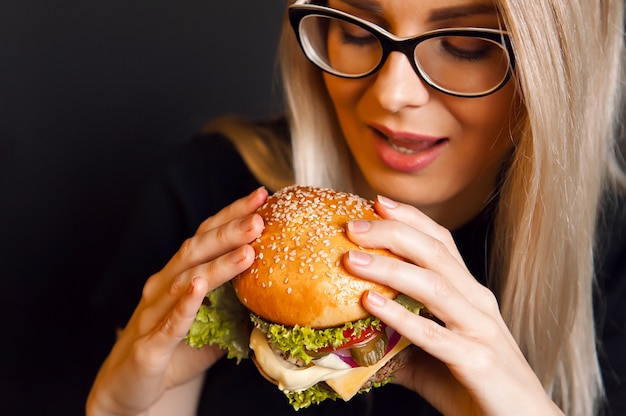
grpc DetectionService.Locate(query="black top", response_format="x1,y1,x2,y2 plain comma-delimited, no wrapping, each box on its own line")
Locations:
92,132,626,415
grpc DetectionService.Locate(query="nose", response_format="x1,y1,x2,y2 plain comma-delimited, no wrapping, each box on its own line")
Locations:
367,51,431,113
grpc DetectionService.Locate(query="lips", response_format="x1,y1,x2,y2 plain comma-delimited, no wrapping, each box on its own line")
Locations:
369,124,448,173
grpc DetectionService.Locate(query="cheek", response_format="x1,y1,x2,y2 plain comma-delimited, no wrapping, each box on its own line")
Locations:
323,74,367,124
451,87,519,152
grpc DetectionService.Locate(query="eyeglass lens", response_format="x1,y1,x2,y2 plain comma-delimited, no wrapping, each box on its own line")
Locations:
299,15,510,95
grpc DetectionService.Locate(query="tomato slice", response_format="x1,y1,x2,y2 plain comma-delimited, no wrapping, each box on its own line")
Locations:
316,324,385,353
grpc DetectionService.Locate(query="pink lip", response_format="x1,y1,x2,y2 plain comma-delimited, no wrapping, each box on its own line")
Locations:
369,124,448,173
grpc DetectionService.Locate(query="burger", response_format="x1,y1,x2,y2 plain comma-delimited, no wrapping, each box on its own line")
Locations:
186,185,428,409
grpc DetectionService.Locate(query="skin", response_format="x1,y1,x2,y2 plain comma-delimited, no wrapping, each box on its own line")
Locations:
87,1,564,415
86,188,268,415
331,0,560,414
325,0,520,230
345,197,562,415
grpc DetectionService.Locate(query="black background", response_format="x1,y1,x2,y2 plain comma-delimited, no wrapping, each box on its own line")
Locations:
0,1,285,414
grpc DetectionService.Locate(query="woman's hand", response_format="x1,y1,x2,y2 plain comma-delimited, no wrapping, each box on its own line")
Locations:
343,195,563,416
86,187,268,416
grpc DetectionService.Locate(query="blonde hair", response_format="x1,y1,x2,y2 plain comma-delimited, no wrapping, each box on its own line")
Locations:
491,1,625,414
279,5,351,191
279,0,625,415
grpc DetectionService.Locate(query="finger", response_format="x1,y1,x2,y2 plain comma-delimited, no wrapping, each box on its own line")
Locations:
350,251,523,360
362,290,544,414
362,289,452,351
374,195,465,265
362,289,480,370
345,250,484,332
161,212,264,279
195,186,268,235
143,243,256,318
177,244,255,296
346,219,476,298
347,218,465,272
149,246,254,357
134,276,212,375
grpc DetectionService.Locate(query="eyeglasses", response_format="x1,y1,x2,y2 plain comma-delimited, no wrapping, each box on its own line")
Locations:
288,1,515,98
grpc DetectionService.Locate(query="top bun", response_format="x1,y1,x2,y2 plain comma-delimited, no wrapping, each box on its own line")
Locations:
232,185,399,328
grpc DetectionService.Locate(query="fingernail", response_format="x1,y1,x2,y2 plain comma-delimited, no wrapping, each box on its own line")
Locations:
252,186,266,197
229,246,248,264
347,220,371,233
377,195,398,209
347,250,372,266
190,276,199,293
255,186,269,201
239,215,254,232
365,290,386,307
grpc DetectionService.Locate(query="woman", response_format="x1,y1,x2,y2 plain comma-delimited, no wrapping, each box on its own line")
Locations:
87,0,626,415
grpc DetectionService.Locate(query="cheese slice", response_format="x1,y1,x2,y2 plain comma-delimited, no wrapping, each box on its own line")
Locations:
325,335,411,400
249,328,354,392
249,327,411,401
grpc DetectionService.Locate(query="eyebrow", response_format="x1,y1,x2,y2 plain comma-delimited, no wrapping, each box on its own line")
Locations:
334,0,498,22
335,0,384,14
428,3,498,22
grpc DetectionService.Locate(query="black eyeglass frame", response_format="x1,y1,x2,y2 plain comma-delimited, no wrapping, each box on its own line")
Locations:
288,3,516,98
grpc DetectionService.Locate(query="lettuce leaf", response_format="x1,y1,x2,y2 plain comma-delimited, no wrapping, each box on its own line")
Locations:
284,377,393,410
184,283,250,363
184,287,428,409
284,384,340,410
250,314,382,365
184,288,426,366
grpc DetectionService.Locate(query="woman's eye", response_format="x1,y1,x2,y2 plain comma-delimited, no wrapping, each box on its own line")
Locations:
440,38,494,61
341,31,376,45
338,22,376,46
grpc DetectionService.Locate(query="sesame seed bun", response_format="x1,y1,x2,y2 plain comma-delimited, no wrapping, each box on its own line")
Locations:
232,185,400,328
